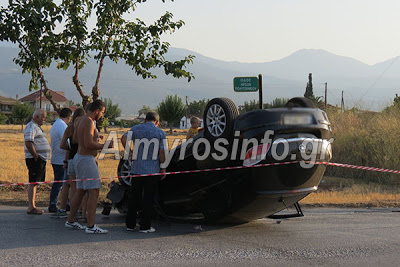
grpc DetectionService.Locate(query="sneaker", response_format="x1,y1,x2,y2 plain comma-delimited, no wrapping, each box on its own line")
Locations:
51,210,68,219
65,221,86,230
76,210,83,219
85,225,108,234
126,227,136,232
139,227,156,233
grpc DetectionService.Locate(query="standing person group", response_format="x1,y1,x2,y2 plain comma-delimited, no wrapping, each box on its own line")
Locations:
24,100,110,234
24,103,167,234
52,107,86,219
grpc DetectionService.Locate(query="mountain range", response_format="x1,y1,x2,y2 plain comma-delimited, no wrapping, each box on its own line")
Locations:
1,46,400,114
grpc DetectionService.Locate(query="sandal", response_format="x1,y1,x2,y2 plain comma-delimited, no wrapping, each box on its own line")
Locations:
27,208,44,215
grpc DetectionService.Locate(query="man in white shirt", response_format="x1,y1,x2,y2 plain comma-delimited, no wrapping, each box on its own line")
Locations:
25,109,51,214
49,108,72,213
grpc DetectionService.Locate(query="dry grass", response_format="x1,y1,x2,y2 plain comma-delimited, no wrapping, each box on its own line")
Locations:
0,125,187,205
1,125,399,207
301,191,400,207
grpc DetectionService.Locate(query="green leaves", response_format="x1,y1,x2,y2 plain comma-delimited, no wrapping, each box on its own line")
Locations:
0,0,62,91
1,0,195,106
157,94,186,131
12,102,34,125
102,97,122,121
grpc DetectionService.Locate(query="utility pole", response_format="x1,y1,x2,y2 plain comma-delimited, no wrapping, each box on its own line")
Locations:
39,82,42,110
341,90,345,112
324,82,327,109
258,74,263,109
185,96,189,128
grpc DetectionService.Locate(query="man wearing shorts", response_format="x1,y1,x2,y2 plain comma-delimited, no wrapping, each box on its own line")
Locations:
24,109,50,215
65,100,108,233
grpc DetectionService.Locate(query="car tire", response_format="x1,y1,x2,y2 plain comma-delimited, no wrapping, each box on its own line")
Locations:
285,97,315,108
117,159,132,186
203,97,239,139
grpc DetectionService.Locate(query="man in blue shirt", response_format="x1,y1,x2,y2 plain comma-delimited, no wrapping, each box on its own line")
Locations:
121,111,166,233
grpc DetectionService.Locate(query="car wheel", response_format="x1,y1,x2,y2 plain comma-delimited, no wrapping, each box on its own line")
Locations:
117,159,132,186
285,97,315,108
203,98,239,139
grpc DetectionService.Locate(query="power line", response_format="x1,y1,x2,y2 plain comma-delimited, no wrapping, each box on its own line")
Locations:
359,55,400,100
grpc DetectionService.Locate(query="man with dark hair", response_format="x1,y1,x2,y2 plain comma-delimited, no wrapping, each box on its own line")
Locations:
49,107,72,213
25,109,51,214
65,99,109,233
121,111,166,233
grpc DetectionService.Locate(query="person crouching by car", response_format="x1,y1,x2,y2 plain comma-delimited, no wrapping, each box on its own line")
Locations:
121,111,166,233
186,116,203,139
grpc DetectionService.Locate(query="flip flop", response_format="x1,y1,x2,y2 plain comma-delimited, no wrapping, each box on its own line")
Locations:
27,208,44,215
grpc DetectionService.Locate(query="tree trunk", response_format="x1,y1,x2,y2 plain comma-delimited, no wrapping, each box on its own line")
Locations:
39,70,61,114
73,54,90,108
92,35,112,101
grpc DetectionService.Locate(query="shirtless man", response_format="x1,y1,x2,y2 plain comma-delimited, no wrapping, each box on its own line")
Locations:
65,100,108,234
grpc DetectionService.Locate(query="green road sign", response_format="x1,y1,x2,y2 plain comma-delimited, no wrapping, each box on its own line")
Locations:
233,77,259,92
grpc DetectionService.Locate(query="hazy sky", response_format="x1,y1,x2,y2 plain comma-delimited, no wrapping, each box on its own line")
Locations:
1,0,400,65
131,0,400,65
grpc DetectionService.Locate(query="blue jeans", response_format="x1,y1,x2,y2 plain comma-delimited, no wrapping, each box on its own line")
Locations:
49,164,66,208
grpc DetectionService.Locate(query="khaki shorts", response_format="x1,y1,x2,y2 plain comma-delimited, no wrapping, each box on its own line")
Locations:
74,154,101,190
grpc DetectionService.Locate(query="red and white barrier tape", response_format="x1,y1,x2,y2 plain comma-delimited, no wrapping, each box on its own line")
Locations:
0,161,399,188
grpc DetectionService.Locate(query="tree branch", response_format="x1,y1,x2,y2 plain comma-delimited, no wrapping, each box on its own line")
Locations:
38,68,61,114
17,40,60,113
92,35,112,101
72,42,90,108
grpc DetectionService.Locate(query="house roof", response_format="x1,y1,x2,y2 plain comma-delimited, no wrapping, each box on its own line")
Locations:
19,89,68,102
69,105,79,113
0,95,18,105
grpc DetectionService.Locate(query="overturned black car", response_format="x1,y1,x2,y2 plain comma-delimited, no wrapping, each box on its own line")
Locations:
103,97,332,223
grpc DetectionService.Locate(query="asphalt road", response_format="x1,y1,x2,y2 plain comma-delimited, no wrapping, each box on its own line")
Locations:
0,205,399,266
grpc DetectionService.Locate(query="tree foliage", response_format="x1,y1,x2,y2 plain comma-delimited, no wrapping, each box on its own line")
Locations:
12,102,34,131
103,98,122,122
138,105,153,115
263,98,290,109
241,97,290,113
0,0,195,111
187,99,208,117
240,99,259,114
304,73,314,99
0,0,63,112
157,94,185,133
0,113,8,124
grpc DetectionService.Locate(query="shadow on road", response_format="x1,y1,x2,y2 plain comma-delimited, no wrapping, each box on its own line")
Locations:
0,206,256,250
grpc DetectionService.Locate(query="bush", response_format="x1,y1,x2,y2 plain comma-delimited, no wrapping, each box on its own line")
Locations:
325,108,400,184
0,113,7,124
